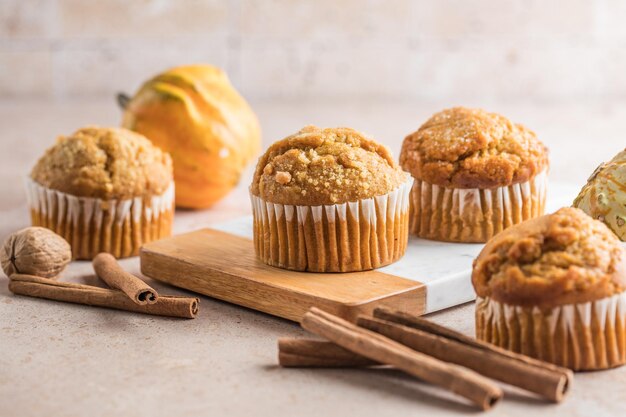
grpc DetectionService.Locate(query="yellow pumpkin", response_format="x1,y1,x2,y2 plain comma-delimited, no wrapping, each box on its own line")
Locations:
121,65,261,209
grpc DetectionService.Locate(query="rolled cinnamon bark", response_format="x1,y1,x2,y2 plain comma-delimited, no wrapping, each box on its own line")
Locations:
301,307,502,411
279,352,374,368
282,307,572,402
93,253,158,305
373,308,573,393
278,338,376,367
358,315,571,403
8,274,198,319
374,307,569,371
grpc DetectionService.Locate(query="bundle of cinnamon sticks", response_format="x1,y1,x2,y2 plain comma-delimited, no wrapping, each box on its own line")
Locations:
8,253,198,319
279,307,573,411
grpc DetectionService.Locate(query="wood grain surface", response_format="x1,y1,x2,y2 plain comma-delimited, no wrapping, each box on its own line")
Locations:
140,228,426,321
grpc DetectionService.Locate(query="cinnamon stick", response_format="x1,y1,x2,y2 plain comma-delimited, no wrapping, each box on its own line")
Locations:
301,307,502,410
358,315,571,403
374,307,572,376
374,307,574,402
8,274,198,319
278,338,376,367
283,308,572,402
93,253,158,305
279,352,373,368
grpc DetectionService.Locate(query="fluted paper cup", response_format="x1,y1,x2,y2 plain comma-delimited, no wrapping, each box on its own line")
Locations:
475,294,626,371
408,170,547,242
251,177,413,272
26,178,174,259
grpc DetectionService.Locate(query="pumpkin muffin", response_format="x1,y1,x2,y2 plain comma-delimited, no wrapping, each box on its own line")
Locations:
473,207,626,370
250,125,412,272
400,107,549,242
573,148,626,240
28,126,174,259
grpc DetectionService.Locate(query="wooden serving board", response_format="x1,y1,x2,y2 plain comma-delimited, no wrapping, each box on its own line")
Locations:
140,183,578,322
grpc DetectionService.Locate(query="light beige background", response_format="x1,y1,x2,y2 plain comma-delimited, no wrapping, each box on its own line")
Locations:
2,0,626,102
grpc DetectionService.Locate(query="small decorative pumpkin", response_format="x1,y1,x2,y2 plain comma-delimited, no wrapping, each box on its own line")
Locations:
120,64,261,209
573,148,626,240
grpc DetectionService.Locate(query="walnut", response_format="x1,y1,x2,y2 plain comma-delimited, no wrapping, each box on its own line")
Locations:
1,227,72,278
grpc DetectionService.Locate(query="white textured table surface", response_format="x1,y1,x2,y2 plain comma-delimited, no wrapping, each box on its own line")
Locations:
1,99,626,417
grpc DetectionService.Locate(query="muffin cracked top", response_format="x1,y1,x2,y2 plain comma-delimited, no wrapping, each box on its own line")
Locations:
250,126,408,205
31,126,173,200
400,107,549,188
472,207,626,309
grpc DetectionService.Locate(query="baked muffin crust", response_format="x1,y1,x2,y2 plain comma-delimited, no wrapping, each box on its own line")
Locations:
472,207,626,309
250,126,408,205
400,107,549,188
31,126,173,200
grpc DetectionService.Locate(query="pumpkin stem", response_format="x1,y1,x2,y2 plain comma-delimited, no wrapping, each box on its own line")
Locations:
116,92,131,110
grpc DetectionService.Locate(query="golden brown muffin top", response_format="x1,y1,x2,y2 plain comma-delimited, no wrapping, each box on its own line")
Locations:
472,207,626,309
31,126,173,200
250,126,408,205
400,107,549,189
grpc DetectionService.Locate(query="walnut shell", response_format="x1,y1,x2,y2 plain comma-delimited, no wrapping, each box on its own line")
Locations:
1,227,72,278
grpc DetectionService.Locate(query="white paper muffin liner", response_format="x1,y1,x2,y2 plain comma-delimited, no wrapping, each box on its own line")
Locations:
476,295,626,371
26,178,175,259
251,177,413,272
409,170,548,242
